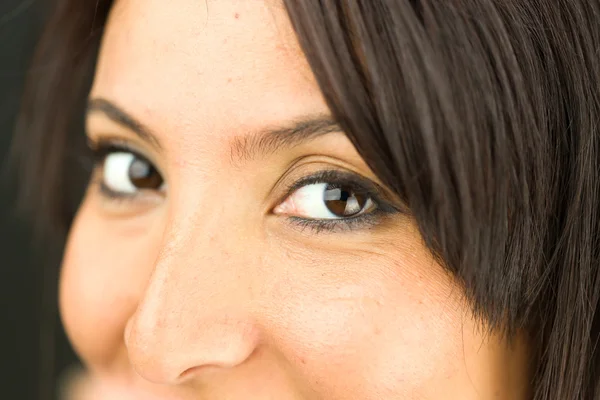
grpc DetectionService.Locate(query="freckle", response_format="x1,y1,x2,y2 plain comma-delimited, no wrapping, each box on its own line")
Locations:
227,77,232,83
234,12,239,19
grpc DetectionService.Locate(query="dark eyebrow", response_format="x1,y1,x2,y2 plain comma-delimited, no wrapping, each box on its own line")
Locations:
87,98,162,150
228,115,342,165
87,98,342,163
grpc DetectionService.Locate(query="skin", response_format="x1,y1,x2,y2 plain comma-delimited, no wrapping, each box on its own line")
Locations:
60,0,529,399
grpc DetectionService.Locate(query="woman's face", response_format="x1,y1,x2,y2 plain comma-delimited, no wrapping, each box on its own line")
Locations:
61,1,528,398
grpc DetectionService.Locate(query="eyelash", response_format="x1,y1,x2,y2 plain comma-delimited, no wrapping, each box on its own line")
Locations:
89,140,159,201
88,141,400,233
279,170,399,233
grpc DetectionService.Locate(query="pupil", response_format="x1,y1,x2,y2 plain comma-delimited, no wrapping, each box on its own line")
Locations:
324,185,367,217
128,158,163,189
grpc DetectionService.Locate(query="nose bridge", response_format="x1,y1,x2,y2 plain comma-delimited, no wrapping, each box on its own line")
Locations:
125,209,262,384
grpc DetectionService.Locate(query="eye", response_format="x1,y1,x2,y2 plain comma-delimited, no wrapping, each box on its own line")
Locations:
92,144,164,197
274,175,377,220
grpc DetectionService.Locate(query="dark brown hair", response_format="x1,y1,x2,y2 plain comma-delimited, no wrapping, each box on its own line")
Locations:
13,0,600,398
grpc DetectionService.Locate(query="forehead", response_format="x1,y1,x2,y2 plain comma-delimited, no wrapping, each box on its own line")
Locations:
91,0,328,145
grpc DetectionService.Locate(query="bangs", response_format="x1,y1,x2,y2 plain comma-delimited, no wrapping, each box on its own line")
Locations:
284,1,600,397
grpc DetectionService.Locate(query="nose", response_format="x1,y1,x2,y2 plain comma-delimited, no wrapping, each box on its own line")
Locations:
124,221,263,384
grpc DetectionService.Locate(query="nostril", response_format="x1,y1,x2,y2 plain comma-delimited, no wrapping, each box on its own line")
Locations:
124,310,263,385
124,314,182,384
175,319,263,382
175,337,262,384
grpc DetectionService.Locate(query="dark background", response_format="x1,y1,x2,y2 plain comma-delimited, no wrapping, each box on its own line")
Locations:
0,1,78,399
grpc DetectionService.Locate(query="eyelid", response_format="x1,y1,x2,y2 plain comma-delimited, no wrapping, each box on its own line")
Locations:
276,169,401,214
89,137,166,178
286,213,385,233
89,138,152,163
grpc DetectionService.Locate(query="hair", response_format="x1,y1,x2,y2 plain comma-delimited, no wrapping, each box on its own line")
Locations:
12,0,600,398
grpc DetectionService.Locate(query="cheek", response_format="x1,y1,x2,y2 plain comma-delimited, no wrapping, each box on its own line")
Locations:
263,228,469,398
60,199,162,370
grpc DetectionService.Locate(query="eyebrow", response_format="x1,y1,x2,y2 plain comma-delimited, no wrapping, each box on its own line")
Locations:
87,98,162,150
87,98,342,164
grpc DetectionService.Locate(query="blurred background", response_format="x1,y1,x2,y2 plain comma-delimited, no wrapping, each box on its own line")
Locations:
0,1,78,399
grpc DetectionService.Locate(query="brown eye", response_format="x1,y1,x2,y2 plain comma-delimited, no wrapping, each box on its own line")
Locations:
324,185,370,217
128,158,163,189
274,182,376,220
102,152,163,194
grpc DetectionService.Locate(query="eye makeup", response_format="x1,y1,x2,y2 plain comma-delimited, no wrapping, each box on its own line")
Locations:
88,139,165,202
87,138,402,233
276,169,402,233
